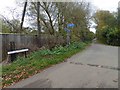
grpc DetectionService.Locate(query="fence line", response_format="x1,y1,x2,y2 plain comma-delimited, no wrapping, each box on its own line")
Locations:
1,34,65,61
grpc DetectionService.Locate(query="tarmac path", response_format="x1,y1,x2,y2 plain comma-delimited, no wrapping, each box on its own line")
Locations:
8,43,119,88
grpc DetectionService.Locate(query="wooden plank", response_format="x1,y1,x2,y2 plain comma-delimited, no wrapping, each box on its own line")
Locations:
8,49,29,55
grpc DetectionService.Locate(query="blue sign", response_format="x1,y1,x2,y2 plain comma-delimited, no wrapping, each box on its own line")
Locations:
67,23,75,28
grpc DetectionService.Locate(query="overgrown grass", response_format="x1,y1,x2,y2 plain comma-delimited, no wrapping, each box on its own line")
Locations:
2,41,91,88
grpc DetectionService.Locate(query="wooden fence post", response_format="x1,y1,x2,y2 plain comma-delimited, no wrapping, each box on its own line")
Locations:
7,42,16,63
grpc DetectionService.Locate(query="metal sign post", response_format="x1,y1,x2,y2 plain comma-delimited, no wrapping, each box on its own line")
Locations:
64,23,75,46
64,28,71,46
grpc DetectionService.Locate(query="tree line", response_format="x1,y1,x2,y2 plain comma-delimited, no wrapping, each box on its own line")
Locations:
93,8,120,46
0,1,95,43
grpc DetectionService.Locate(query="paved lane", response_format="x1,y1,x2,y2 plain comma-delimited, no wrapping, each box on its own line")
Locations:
8,43,119,88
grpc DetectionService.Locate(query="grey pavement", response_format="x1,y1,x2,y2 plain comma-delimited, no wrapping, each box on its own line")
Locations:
7,43,119,88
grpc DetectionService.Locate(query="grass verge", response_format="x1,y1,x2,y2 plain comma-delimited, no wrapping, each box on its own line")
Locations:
2,41,91,88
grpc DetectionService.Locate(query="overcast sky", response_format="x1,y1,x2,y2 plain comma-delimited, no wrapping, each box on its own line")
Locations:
0,0,119,12
90,0,119,11
0,0,119,33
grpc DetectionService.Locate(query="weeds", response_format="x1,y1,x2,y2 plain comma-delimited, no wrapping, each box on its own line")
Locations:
2,41,91,88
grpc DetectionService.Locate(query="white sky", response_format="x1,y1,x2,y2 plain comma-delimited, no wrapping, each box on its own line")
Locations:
90,0,119,12
0,0,16,15
0,0,119,12
0,0,119,33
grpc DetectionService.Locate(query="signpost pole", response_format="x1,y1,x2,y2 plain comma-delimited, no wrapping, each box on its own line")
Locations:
64,23,75,46
66,31,70,46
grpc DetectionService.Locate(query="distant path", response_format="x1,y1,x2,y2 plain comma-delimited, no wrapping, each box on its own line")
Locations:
8,43,118,88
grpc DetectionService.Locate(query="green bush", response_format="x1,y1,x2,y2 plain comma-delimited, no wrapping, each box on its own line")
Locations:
106,28,120,46
97,26,120,46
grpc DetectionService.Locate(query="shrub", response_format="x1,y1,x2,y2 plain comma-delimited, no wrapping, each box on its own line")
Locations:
97,26,120,46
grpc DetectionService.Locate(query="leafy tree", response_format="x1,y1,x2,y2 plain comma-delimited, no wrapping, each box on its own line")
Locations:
1,1,94,43
0,18,11,33
27,2,93,41
118,6,120,29
93,10,117,30
94,10,120,46
106,28,120,46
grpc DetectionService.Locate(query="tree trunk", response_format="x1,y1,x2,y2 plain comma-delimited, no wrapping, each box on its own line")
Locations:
37,2,41,47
